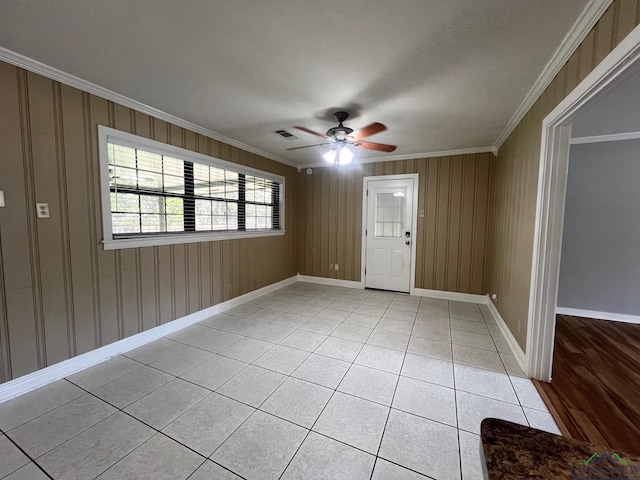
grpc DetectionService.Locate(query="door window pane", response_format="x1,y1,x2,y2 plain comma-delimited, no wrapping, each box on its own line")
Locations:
374,190,405,238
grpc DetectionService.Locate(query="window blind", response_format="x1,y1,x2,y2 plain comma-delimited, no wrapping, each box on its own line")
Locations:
107,142,282,238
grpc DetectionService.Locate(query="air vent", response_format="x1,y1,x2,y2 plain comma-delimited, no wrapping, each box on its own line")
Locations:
274,129,298,140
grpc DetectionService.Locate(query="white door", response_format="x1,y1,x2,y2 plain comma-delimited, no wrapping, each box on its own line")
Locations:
364,177,415,293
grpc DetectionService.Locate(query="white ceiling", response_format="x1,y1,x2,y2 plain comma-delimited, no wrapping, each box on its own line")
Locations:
0,0,590,167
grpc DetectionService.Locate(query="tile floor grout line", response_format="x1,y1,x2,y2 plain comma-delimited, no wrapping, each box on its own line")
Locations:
68,379,214,459
452,340,465,479
368,301,411,480
373,457,439,480
370,296,420,462
147,326,385,474
139,297,520,413
275,427,313,479
204,459,250,480
121,341,189,365
181,459,211,480
0,377,97,433
211,290,374,477
78,362,201,407
428,299,461,480
14,409,124,473
4,287,520,479
66,380,255,479
90,433,208,479
204,408,266,468
251,298,392,477
275,356,352,479
0,427,55,480
3,387,135,458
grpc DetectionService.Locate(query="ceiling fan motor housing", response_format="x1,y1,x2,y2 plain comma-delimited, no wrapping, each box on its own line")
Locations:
326,111,353,140
290,111,396,153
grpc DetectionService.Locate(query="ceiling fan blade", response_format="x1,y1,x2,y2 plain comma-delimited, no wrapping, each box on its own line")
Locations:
355,141,397,153
286,142,331,151
350,122,386,140
293,126,329,139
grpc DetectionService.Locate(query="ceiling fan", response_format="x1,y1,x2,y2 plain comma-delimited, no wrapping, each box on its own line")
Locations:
287,111,397,164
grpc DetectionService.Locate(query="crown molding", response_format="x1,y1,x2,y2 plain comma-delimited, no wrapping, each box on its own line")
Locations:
297,145,496,170
493,0,614,150
0,46,496,174
570,131,640,144
0,46,299,169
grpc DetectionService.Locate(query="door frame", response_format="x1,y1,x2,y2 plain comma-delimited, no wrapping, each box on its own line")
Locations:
527,24,640,381
361,173,419,295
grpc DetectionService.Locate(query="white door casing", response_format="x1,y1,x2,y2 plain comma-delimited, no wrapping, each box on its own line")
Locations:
362,174,418,294
528,23,640,381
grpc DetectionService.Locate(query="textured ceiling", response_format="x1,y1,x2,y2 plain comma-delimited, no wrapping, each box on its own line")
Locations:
0,0,590,166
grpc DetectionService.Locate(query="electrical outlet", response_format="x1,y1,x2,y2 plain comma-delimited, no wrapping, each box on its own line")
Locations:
420,210,425,218
226,285,232,294
0,191,5,207
334,264,339,271
36,203,50,218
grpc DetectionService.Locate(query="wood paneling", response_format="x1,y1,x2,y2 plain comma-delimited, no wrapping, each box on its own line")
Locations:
485,0,640,350
0,61,297,383
536,315,640,455
297,155,493,293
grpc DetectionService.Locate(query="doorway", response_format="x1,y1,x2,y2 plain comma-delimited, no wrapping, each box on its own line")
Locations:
528,24,640,381
361,174,418,294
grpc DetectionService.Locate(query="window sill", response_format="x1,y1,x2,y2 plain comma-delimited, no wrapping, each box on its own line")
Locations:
102,229,286,250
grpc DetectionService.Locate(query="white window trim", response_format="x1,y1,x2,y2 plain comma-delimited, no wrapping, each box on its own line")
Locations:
98,125,285,250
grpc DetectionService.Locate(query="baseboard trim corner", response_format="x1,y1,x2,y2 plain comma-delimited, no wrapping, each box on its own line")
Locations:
414,288,488,304
296,274,364,289
485,297,528,374
0,275,297,403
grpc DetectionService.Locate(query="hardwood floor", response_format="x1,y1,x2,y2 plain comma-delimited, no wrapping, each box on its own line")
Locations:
535,314,640,454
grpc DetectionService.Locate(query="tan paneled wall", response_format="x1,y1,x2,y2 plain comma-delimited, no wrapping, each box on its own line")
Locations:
297,154,493,294
0,62,298,383
485,0,640,349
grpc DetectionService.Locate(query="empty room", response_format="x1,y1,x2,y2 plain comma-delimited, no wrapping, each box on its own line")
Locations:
1,1,640,479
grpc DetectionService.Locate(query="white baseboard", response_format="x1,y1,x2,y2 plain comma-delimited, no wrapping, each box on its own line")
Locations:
556,307,640,324
485,298,527,374
1,275,532,402
414,288,488,304
296,274,364,289
0,275,297,403
296,276,491,306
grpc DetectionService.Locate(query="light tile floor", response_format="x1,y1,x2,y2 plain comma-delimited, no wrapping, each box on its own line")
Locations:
0,282,561,479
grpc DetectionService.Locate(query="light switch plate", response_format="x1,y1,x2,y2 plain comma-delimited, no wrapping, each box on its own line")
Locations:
0,191,4,207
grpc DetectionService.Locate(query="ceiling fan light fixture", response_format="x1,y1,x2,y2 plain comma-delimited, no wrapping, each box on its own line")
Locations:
291,111,396,156
323,148,337,164
338,146,353,165
323,145,353,165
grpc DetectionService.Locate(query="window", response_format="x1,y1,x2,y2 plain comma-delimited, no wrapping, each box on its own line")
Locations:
374,190,406,238
99,126,284,250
